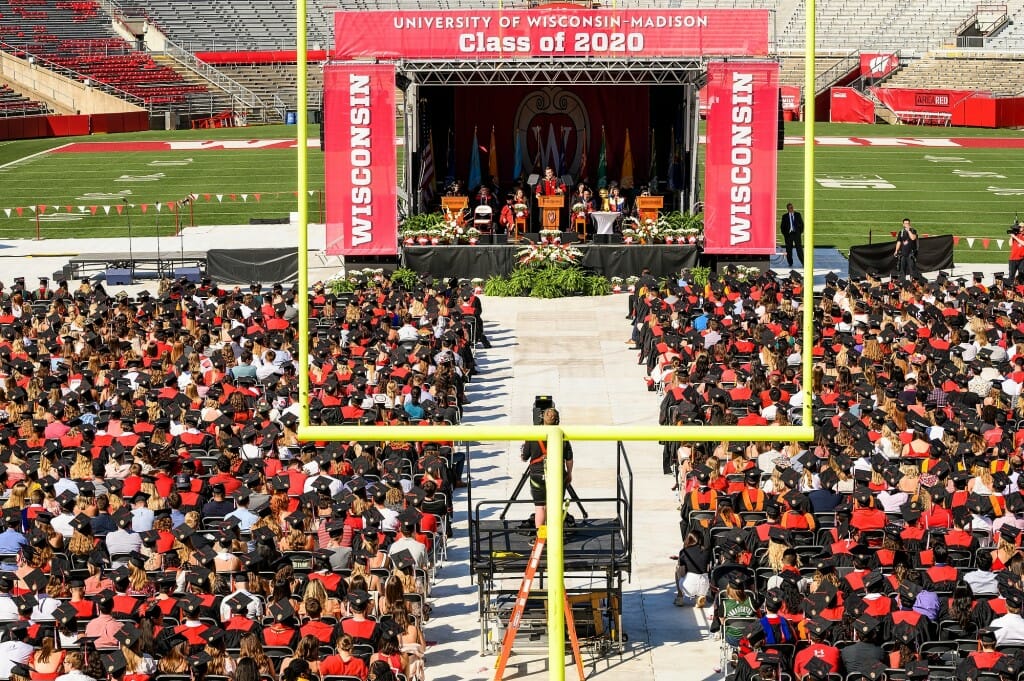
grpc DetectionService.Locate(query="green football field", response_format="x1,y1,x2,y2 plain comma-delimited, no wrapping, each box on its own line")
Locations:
0,121,1022,263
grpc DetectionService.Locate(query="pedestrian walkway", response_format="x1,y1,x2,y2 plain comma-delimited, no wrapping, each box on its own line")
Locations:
426,294,719,681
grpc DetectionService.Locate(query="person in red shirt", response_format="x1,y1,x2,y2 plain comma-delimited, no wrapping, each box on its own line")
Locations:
793,618,841,679
320,633,369,679
299,598,337,645
208,458,242,496
850,488,887,531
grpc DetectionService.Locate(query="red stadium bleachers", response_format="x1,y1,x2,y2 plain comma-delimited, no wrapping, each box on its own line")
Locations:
0,0,207,106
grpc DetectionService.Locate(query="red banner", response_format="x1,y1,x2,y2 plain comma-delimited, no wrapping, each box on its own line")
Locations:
870,87,982,113
323,63,398,256
780,85,801,113
702,61,779,256
334,9,770,60
830,87,875,123
860,53,899,78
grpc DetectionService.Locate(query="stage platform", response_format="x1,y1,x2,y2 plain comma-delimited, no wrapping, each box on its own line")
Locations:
63,251,207,280
472,517,628,576
401,244,699,279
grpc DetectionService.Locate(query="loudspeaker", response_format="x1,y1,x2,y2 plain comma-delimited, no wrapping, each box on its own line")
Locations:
777,92,785,151
174,267,202,283
105,268,132,285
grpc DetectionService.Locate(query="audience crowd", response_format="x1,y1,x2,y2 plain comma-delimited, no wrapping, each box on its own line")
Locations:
0,271,489,681
630,267,1024,681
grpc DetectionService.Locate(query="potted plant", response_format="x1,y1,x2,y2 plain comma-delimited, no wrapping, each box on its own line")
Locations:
571,202,587,217
610,276,624,293
471,277,484,293
513,201,528,218
621,228,637,245
465,227,481,245
428,228,442,245
416,230,430,245
626,275,639,293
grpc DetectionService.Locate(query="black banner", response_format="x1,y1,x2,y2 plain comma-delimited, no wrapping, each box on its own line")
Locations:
401,245,699,280
848,235,954,279
207,248,299,285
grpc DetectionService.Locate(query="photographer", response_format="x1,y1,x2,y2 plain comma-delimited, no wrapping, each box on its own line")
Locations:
1009,218,1024,284
894,217,918,278
520,408,573,529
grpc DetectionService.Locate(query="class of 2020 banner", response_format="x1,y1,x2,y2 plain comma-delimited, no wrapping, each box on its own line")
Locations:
702,60,779,255
323,63,397,256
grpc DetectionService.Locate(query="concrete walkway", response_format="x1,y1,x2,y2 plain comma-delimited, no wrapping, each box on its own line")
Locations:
427,293,721,681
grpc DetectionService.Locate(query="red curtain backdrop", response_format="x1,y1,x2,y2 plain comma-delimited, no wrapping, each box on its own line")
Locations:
323,63,398,256
453,84,650,187
830,87,875,123
702,60,779,255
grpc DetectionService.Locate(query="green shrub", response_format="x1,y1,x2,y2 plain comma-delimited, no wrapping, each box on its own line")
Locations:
390,267,418,290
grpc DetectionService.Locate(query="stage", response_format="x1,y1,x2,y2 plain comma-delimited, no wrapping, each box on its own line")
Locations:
401,244,699,280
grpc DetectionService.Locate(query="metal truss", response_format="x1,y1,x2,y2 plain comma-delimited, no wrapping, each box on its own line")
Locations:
395,58,707,85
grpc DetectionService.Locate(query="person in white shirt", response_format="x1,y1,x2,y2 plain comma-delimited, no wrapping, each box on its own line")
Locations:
991,589,1024,645
388,516,428,570
54,652,95,681
0,623,34,678
218,574,264,622
130,493,154,533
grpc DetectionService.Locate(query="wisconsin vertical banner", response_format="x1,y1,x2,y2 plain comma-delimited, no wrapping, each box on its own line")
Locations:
324,63,397,256
702,60,779,255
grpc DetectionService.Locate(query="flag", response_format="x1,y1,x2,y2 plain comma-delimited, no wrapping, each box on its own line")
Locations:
444,128,456,188
418,130,436,210
597,126,607,189
467,126,481,191
648,128,657,190
488,126,499,185
620,128,634,190
558,126,570,177
578,128,588,183
512,129,523,181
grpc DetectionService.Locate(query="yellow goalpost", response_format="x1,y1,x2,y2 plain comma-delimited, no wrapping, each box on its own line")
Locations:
292,2,818,679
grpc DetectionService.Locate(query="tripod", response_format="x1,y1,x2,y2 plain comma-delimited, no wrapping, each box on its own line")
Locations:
499,466,589,520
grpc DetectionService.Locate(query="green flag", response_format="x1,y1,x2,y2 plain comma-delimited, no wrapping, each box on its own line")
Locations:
597,126,607,189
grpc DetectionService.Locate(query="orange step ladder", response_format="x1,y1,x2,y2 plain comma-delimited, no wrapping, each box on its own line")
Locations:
493,525,586,681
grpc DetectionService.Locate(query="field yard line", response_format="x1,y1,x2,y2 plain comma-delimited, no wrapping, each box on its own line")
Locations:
0,143,71,170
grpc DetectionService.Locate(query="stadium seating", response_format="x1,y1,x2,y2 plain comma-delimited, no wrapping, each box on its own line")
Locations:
0,83,51,116
881,52,1024,96
208,61,324,120
0,0,210,108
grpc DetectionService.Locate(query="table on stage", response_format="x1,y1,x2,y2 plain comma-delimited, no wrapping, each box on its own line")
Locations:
590,211,620,236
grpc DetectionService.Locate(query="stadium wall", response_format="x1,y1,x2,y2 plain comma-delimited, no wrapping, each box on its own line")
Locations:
0,112,149,141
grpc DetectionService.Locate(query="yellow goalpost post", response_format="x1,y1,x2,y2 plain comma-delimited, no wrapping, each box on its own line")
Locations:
292,2,818,679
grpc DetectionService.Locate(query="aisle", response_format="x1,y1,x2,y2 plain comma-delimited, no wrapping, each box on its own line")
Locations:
425,294,719,681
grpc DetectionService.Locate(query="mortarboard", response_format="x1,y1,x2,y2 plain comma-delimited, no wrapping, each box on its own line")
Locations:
269,600,295,622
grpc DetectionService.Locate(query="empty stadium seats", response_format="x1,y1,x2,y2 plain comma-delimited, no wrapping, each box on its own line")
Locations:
0,84,50,116
0,0,209,108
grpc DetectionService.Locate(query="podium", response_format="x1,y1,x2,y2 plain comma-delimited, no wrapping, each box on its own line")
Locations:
636,195,663,223
537,195,564,231
441,196,468,223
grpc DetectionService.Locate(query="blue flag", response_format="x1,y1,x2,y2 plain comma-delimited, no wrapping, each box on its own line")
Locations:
467,127,482,192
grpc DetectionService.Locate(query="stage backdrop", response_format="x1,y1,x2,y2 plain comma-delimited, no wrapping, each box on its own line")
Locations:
848,235,954,278
335,9,771,60
702,60,779,255
323,63,398,256
453,85,649,187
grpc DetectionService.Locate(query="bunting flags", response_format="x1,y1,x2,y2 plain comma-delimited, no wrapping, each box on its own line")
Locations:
597,126,607,189
620,128,634,190
467,126,481,192
488,126,498,185
0,189,325,222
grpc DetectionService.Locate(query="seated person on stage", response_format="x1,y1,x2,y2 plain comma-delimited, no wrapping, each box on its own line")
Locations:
500,188,529,235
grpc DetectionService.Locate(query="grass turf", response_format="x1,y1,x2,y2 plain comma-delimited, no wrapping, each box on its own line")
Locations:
0,121,1020,263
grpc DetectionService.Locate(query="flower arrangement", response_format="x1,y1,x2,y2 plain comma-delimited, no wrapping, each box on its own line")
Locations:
465,227,481,244
625,275,639,292
513,202,528,217
621,228,637,244
516,242,583,267
622,216,661,242
325,267,386,294
539,228,562,244
610,276,624,293
728,265,763,283
571,202,587,216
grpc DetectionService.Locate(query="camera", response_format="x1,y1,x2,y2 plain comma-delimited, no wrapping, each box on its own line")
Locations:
1010,214,1021,235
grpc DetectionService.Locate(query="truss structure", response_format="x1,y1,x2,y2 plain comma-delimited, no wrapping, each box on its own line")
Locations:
396,57,708,85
